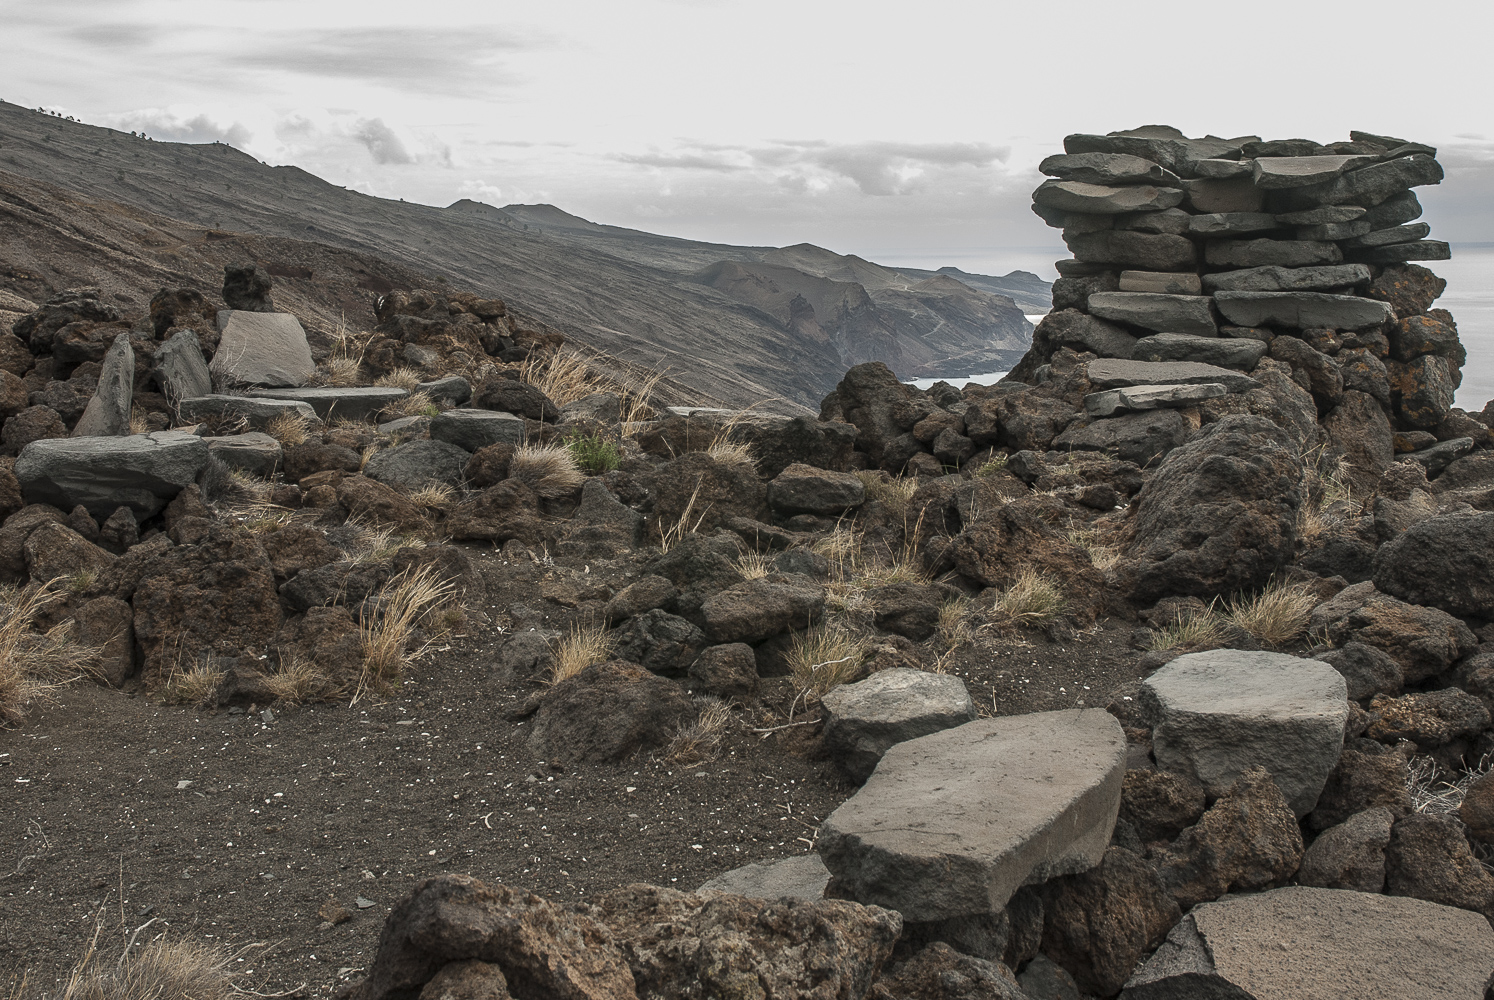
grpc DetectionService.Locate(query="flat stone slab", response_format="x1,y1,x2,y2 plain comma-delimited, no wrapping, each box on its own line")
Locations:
1213,291,1393,330
210,311,314,388
1186,212,1278,236
1039,152,1181,186
1274,204,1367,225
1131,332,1268,370
429,409,526,452
1087,292,1217,337
1034,179,1184,215
177,395,317,430
1348,240,1451,264
15,430,209,519
205,432,282,478
1202,263,1372,293
1139,649,1349,818
1084,382,1227,418
821,667,977,782
247,386,408,421
697,854,830,900
1052,409,1191,466
818,709,1125,922
1341,221,1431,249
1252,154,1378,189
1205,240,1344,269
1118,271,1201,295
1122,886,1494,1000
1087,358,1260,393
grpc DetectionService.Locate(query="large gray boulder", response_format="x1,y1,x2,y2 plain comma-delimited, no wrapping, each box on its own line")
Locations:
818,709,1125,922
1122,886,1494,1000
1373,511,1494,618
697,854,830,900
247,386,407,421
430,409,526,451
766,463,866,515
209,311,315,387
14,430,209,519
152,328,212,402
1139,649,1349,818
72,333,133,437
821,667,977,782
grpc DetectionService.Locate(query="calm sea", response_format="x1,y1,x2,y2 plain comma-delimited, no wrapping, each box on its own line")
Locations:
904,244,1494,414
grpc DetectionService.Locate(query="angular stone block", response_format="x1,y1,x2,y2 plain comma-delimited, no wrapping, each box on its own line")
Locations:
1252,154,1378,189
821,667,977,782
1130,333,1268,370
1213,291,1393,330
247,386,408,421
1084,382,1227,418
697,854,830,900
818,710,1125,922
153,328,212,402
1139,649,1349,818
1087,292,1217,337
210,311,315,387
72,333,134,437
1186,212,1278,236
1052,409,1191,466
1348,240,1451,264
205,432,283,478
15,430,209,519
1118,271,1202,295
177,394,317,430
1122,886,1494,1000
429,409,526,452
1035,180,1184,215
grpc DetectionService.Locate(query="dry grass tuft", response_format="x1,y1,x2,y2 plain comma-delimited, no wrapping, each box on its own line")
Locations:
128,407,149,435
736,551,771,581
263,656,344,705
972,454,1008,478
1066,526,1123,572
1147,608,1227,652
982,570,1067,633
409,482,457,509
549,622,611,685
0,583,95,724
706,439,757,470
1407,753,1494,815
855,472,918,518
317,356,363,387
354,566,459,703
162,661,225,707
788,625,868,699
936,595,975,651
264,410,310,448
1224,580,1318,648
375,367,425,392
55,935,238,1000
509,444,586,498
521,350,607,406
657,480,709,553
620,369,664,434
661,698,733,765
381,390,437,419
344,518,427,564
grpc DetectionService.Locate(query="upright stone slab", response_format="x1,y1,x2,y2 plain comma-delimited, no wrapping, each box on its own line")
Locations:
14,430,209,519
246,386,407,421
153,329,212,402
1086,358,1260,393
697,854,830,900
818,710,1125,922
71,332,134,437
820,668,977,782
1122,887,1494,1000
210,310,315,387
1139,650,1349,818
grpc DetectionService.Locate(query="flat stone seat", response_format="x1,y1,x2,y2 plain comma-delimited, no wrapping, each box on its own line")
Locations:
14,430,209,519
1139,649,1349,818
821,668,977,782
247,386,408,421
210,311,315,388
1202,263,1372,293
177,395,317,430
1084,382,1227,418
817,709,1125,922
429,409,526,452
1122,886,1494,999
697,854,830,900
1087,291,1217,337
1131,332,1269,370
204,432,282,478
1213,291,1393,330
1086,358,1260,393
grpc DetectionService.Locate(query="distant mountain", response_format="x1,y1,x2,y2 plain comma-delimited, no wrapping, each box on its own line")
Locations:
0,102,1047,408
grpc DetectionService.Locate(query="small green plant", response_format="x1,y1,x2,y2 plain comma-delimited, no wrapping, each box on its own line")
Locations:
64,570,97,595
565,433,622,474
972,454,1008,478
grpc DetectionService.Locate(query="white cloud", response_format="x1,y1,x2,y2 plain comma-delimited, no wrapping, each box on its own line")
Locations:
100,108,252,147
352,117,413,165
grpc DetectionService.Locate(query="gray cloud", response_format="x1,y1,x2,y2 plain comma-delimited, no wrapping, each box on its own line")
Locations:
227,28,537,96
616,150,746,172
353,117,413,165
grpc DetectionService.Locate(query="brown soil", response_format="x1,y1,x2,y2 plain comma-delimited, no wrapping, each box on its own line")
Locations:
0,543,1149,997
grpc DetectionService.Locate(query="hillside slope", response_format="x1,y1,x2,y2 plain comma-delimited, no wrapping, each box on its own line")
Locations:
0,102,1043,406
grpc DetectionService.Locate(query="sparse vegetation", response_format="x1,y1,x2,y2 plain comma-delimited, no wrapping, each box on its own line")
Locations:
263,410,310,447
788,624,868,700
128,406,149,435
549,621,611,685
51,934,239,1000
1223,580,1318,648
1066,526,1123,572
381,389,438,419
509,444,586,498
162,660,225,707
408,482,457,509
972,453,1008,478
565,433,622,473
374,367,425,392
354,566,459,702
1147,607,1227,652
1407,753,1493,816
661,698,733,765
706,438,756,470
736,551,771,581
263,656,343,705
521,349,604,406
936,595,975,651
981,569,1066,633
657,480,708,553
0,583,94,725
854,471,918,518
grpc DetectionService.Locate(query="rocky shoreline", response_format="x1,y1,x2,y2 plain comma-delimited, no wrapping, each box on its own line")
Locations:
3,125,1494,998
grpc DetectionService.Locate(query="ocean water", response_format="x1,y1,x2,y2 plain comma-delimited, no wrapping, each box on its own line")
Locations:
904,244,1494,412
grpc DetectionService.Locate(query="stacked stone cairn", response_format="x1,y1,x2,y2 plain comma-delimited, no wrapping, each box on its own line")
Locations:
1023,125,1479,479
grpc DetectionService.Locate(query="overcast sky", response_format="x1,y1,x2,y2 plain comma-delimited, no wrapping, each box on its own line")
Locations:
3,0,1494,278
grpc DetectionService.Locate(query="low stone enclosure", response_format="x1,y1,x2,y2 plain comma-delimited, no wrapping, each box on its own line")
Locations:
3,126,1494,997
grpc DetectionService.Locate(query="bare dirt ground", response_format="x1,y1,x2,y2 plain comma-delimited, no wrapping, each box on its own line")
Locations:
0,543,1148,997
